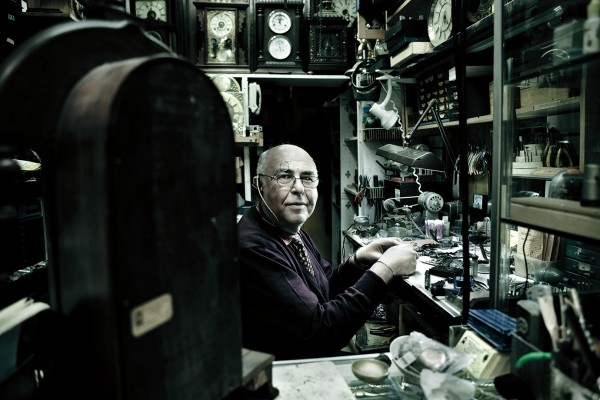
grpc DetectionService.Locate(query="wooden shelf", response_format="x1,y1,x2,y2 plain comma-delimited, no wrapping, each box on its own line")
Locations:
235,132,263,146
406,96,580,132
506,198,600,242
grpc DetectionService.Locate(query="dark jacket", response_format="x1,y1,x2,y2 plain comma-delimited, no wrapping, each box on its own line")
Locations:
237,206,388,360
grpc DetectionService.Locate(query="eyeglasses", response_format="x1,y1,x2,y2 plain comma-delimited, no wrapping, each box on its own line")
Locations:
258,173,319,188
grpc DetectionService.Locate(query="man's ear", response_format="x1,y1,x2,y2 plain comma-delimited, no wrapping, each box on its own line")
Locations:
252,176,260,190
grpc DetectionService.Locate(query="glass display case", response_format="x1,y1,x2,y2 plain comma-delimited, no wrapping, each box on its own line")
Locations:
491,0,600,308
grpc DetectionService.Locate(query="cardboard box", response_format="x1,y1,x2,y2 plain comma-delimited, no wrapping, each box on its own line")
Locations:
519,87,570,108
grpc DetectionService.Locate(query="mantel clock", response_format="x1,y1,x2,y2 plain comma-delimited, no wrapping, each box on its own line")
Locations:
194,0,249,69
255,0,304,71
130,0,176,48
306,0,356,72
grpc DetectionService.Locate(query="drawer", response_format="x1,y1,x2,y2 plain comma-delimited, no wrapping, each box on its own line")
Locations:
565,240,600,266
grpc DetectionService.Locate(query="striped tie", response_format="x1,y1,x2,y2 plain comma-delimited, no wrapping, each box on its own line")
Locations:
291,236,315,277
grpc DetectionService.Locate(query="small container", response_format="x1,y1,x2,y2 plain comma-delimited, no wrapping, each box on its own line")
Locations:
470,255,479,277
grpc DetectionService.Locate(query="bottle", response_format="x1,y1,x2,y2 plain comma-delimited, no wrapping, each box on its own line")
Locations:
584,0,600,54
442,216,450,237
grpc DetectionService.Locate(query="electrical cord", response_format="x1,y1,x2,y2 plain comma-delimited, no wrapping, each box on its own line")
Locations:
522,228,530,298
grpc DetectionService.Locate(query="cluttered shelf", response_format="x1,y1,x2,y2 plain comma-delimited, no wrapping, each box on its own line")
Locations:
507,198,600,243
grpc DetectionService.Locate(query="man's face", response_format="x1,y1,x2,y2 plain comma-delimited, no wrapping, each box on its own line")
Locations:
260,147,318,234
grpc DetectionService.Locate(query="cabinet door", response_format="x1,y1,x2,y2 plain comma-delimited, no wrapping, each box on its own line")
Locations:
491,0,600,308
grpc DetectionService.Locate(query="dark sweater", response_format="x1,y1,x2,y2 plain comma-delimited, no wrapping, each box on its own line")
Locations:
237,206,389,360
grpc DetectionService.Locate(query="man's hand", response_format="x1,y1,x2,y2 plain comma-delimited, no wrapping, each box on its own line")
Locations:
354,238,403,267
370,244,418,284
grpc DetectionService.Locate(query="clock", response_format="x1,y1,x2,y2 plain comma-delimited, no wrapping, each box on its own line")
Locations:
211,74,241,92
194,0,249,69
467,0,493,23
332,0,356,24
306,19,352,72
427,0,452,47
206,9,236,64
255,1,303,71
131,0,176,48
267,35,293,60
135,0,168,22
221,92,245,137
268,10,292,34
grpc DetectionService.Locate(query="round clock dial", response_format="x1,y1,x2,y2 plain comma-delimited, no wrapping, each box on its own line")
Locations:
333,0,357,23
427,0,452,47
209,11,234,37
221,92,245,136
268,10,292,34
211,75,241,92
135,0,168,22
267,35,292,60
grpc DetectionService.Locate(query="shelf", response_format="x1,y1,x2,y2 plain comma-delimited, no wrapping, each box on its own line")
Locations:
513,167,569,180
406,95,580,132
515,96,580,119
208,73,350,88
506,198,600,242
235,132,263,146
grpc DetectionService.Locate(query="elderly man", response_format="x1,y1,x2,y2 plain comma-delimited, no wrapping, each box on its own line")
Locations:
237,144,416,360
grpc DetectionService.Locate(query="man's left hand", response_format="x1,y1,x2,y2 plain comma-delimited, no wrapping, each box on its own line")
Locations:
354,238,404,267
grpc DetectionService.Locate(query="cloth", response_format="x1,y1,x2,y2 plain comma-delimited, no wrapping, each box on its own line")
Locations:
237,206,389,360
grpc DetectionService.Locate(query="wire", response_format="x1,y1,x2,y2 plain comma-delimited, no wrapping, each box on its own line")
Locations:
522,228,530,298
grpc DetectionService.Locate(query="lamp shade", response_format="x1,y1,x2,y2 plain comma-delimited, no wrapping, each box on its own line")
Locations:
376,143,444,172
369,102,398,130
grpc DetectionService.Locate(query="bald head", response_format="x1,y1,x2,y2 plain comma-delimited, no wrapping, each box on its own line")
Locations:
255,144,319,233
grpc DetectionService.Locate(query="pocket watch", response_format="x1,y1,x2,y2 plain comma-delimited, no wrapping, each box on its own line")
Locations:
268,10,292,34
267,35,292,60
427,0,452,47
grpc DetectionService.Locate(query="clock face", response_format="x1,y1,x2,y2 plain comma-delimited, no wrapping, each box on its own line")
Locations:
428,0,452,47
267,35,292,60
221,92,245,136
206,9,237,64
209,10,234,37
135,0,168,22
268,10,292,34
333,0,356,23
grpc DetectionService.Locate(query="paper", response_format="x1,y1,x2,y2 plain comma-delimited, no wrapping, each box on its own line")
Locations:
272,361,354,400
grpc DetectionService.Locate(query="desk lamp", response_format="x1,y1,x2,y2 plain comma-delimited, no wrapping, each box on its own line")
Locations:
375,98,457,173
369,78,399,130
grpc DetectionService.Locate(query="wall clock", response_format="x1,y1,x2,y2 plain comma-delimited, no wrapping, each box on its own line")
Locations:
255,0,304,71
130,0,176,48
194,0,249,70
332,0,357,24
306,19,351,72
427,0,452,47
221,92,246,137
134,0,168,21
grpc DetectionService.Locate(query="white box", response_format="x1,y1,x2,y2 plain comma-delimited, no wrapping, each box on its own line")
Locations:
454,330,510,380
